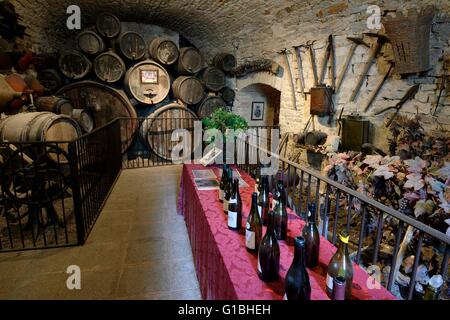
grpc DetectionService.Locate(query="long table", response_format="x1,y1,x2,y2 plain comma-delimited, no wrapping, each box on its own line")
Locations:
177,164,396,300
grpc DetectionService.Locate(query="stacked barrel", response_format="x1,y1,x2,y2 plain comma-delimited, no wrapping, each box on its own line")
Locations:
26,12,238,158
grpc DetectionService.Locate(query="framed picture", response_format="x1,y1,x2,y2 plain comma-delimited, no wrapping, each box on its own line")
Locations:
140,70,158,84
251,102,265,120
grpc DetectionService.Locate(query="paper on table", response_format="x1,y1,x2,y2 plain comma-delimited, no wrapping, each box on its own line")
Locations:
194,178,220,190
192,169,217,180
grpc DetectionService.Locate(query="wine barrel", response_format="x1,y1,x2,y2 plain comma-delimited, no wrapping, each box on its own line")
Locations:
124,60,170,105
172,76,205,105
213,53,237,73
148,37,179,65
196,96,226,119
94,50,126,83
0,112,81,163
140,103,198,161
118,32,146,61
56,81,137,153
96,13,121,38
77,30,105,55
176,47,203,75
72,109,94,133
37,69,63,93
58,50,92,80
221,86,236,105
200,66,225,92
36,96,73,116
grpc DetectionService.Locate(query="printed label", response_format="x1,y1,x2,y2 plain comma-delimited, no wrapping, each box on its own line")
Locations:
219,189,224,200
258,205,262,218
229,198,237,204
246,229,255,250
223,200,229,212
326,273,334,291
228,211,237,228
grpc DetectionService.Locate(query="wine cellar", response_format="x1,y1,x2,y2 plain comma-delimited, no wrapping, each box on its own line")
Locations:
0,0,449,305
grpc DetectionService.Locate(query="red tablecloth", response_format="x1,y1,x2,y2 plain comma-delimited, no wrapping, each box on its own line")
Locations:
177,164,396,300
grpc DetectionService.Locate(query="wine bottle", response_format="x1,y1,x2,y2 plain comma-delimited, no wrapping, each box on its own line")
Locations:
257,210,280,282
302,203,320,268
258,176,270,226
219,164,228,202
273,180,288,240
284,236,311,300
223,169,232,214
228,178,242,230
246,192,262,253
326,231,353,299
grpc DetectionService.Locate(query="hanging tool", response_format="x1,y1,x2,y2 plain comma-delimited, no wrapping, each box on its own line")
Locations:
318,35,334,85
335,37,369,93
293,45,307,99
374,84,420,127
363,61,394,112
280,48,297,110
432,74,447,116
350,33,389,102
306,40,319,87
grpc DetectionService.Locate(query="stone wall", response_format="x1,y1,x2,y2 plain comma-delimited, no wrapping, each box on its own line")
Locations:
10,0,450,155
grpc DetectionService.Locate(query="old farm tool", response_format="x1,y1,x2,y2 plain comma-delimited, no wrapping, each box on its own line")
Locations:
363,60,394,112
306,40,319,87
319,34,334,88
293,44,307,99
280,48,297,110
374,84,420,127
335,37,369,93
432,73,447,116
350,33,389,102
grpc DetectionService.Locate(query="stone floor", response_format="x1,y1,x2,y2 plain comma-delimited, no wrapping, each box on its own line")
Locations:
0,165,202,300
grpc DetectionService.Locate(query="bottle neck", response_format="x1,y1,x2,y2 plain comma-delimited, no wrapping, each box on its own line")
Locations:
251,194,258,211
232,180,238,197
337,238,348,255
293,244,306,266
307,209,316,225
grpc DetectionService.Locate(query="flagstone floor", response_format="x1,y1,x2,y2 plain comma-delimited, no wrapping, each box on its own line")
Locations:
0,165,202,300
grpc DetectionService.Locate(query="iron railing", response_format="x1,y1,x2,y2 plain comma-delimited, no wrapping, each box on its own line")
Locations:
236,133,450,300
0,119,122,251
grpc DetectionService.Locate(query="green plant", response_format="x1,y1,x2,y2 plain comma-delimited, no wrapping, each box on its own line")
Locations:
202,107,248,140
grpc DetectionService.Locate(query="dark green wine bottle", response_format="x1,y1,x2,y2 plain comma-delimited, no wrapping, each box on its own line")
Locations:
246,192,262,253
258,176,270,226
228,178,242,230
257,210,280,282
302,203,320,268
273,180,288,240
219,164,228,203
223,169,232,214
284,236,311,300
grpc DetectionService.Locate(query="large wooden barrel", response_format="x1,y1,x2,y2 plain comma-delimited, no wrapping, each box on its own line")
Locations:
196,95,226,119
0,112,81,162
200,66,225,92
58,50,92,80
118,32,146,61
77,30,105,55
148,37,179,65
213,53,237,73
37,69,63,93
221,86,236,105
176,47,203,75
56,81,137,153
36,96,73,116
72,109,94,133
94,50,126,83
124,60,170,105
96,13,121,38
172,76,205,105
140,103,198,161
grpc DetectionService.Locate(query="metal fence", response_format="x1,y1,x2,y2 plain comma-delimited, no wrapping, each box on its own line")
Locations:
236,134,450,300
0,120,122,251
